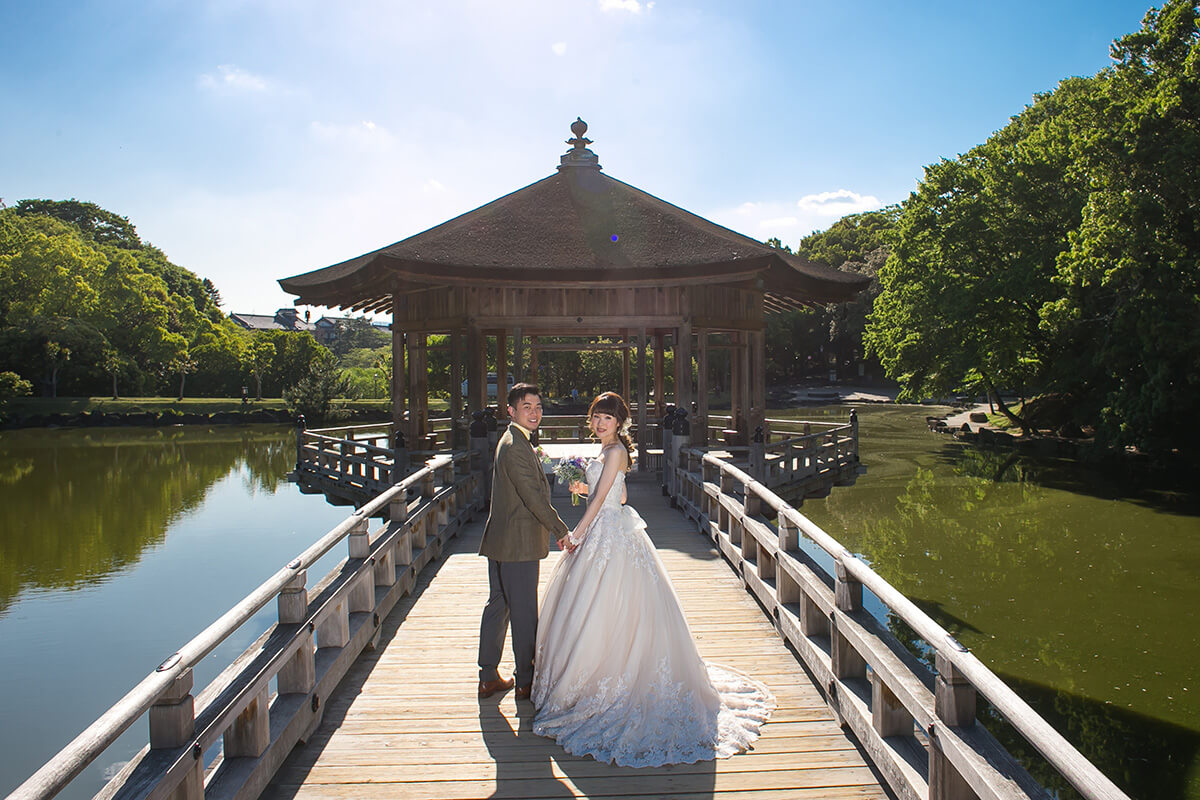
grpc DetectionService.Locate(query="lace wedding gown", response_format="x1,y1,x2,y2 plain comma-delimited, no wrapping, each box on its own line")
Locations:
532,454,775,767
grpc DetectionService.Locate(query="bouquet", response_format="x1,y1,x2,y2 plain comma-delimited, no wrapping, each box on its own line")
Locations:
553,455,588,505
535,445,552,468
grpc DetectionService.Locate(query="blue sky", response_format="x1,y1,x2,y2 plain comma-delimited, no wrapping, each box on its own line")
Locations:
1,0,1156,316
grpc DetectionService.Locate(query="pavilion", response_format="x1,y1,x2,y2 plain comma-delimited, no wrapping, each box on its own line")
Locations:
279,119,870,458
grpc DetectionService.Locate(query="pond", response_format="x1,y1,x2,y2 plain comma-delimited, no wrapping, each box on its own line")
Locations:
0,426,349,800
0,409,1195,799
782,404,1200,800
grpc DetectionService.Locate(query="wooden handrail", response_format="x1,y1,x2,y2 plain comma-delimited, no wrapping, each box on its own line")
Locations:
11,453,480,800
678,447,1130,800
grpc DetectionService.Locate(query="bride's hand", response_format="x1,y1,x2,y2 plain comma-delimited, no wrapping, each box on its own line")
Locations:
569,480,588,496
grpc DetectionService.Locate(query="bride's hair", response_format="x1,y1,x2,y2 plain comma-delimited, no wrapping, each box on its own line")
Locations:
587,392,634,472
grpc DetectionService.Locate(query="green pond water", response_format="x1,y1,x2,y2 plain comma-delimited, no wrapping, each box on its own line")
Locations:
783,405,1200,800
0,408,1196,799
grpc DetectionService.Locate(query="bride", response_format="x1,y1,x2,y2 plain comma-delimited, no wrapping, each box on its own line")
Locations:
532,392,775,767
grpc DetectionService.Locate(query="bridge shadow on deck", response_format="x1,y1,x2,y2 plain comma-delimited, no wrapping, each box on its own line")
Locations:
263,474,886,800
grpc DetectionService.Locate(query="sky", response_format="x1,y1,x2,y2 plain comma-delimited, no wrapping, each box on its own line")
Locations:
0,0,1158,318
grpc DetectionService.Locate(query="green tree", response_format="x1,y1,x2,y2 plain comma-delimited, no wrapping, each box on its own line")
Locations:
284,350,350,423
0,371,32,414
1040,0,1200,452
14,199,141,248
242,337,276,399
866,84,1088,429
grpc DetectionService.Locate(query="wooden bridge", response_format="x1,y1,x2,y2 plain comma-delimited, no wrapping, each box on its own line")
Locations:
11,422,1132,800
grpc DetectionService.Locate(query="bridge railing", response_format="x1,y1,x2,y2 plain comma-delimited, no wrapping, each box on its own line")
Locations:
672,413,859,492
673,447,1130,800
12,451,486,800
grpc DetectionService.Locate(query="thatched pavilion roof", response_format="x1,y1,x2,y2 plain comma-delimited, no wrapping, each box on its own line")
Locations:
279,121,870,314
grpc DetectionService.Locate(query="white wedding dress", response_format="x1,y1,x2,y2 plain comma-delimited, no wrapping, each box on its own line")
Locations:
532,452,775,767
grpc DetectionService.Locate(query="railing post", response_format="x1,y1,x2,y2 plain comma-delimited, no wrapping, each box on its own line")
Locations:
750,425,766,481
149,668,195,750
470,412,491,505
831,555,866,682
391,429,408,484
669,409,690,506
149,667,202,800
660,405,675,495
294,415,306,473
930,650,978,800
850,408,859,466
278,570,315,696
484,408,498,454
775,511,802,609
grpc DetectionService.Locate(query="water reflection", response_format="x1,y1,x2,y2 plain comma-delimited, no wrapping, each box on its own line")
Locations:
794,405,1200,800
0,427,296,615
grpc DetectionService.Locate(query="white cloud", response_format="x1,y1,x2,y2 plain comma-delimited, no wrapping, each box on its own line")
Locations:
197,65,269,93
551,41,567,56
599,0,642,13
707,190,885,247
797,189,881,217
309,120,394,150
423,178,446,193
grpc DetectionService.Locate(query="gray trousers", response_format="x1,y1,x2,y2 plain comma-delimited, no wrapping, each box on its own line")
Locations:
478,559,539,687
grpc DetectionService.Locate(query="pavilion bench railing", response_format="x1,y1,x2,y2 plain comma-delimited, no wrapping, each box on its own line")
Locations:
11,450,486,800
670,445,1130,800
688,413,860,492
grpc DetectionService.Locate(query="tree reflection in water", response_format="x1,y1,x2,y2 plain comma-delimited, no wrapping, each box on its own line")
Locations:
0,427,297,615
794,406,1200,800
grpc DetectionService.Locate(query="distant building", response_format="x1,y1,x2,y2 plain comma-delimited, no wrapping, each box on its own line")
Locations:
230,308,315,333
229,308,388,346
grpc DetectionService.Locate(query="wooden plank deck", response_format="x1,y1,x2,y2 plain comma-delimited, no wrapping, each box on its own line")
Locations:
262,475,889,800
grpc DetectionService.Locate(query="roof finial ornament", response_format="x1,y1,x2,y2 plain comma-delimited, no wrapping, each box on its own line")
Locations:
558,117,601,171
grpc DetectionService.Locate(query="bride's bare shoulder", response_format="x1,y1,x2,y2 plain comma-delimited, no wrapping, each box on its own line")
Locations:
600,444,628,466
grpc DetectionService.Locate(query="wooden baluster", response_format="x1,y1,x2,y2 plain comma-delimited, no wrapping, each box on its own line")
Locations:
224,687,270,759
347,519,374,613
831,556,867,681
277,570,315,696
150,668,202,799
776,512,802,604
316,598,350,650
872,670,912,739
930,651,978,800
413,512,428,549
374,541,396,589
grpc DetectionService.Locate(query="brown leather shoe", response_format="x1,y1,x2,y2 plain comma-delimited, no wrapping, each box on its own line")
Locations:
478,677,515,698
514,684,532,700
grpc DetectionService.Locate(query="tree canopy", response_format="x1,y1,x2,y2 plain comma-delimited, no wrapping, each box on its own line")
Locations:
865,0,1200,453
0,201,328,399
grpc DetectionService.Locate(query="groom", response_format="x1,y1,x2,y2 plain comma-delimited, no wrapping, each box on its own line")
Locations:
478,383,570,700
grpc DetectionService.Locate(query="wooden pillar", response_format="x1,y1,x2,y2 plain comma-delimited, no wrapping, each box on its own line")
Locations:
391,319,405,432
530,336,540,384
467,326,486,417
450,329,463,447
730,332,742,432
637,327,648,470
414,333,428,442
750,329,766,439
737,331,751,438
695,327,709,446
653,333,665,415
405,332,420,445
621,330,631,406
497,330,508,417
674,321,692,413
513,327,524,383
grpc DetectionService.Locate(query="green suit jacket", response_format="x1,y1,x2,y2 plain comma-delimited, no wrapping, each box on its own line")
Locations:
480,427,569,562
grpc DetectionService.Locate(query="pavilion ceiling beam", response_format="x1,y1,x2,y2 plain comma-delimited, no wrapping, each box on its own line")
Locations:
530,342,636,351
